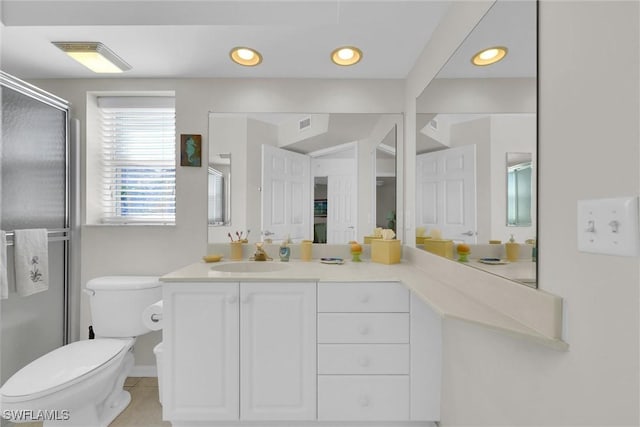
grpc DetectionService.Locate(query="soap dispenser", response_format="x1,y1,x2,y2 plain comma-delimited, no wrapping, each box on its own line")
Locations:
279,236,291,262
505,234,520,262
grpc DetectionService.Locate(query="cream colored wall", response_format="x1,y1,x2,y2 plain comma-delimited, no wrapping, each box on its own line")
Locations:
30,78,403,368
423,1,639,425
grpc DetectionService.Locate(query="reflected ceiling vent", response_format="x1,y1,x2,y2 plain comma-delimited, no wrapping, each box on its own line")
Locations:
299,117,311,131
429,119,438,130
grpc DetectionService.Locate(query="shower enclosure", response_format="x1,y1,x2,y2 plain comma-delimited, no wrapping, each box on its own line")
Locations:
0,72,72,392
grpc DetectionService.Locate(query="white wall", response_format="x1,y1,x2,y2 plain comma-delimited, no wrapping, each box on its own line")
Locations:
30,78,403,368
428,1,640,425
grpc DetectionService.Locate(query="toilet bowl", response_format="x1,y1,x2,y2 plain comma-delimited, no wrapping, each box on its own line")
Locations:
0,276,161,426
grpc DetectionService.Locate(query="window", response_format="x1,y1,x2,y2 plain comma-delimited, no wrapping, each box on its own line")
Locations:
208,167,225,225
98,96,176,224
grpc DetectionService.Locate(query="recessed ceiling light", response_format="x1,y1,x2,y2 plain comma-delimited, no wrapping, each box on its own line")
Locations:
331,46,363,66
471,46,508,66
230,47,262,67
52,42,131,73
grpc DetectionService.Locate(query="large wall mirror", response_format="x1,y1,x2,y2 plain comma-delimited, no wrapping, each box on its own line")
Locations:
415,0,537,287
208,113,401,245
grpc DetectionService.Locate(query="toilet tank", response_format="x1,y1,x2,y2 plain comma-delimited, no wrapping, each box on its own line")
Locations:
86,276,162,338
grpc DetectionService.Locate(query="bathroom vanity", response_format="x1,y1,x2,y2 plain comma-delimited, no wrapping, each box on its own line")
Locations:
159,250,565,426
160,261,442,426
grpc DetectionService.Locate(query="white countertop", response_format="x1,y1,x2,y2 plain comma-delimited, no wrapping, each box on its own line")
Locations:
161,248,567,351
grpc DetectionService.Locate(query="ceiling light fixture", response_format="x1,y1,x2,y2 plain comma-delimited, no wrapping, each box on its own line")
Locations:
229,47,262,67
52,42,131,73
331,46,363,66
471,46,508,66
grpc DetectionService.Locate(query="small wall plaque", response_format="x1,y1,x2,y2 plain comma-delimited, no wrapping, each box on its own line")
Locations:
180,134,202,167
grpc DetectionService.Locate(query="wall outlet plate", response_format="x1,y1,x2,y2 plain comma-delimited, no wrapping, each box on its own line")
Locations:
577,196,640,256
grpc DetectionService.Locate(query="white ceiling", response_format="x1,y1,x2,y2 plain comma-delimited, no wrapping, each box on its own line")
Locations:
0,0,454,79
1,0,536,81
436,0,536,79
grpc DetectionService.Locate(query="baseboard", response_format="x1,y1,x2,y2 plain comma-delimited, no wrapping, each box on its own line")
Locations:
130,364,157,377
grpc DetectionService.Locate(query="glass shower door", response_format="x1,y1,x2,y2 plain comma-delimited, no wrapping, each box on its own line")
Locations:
0,78,69,386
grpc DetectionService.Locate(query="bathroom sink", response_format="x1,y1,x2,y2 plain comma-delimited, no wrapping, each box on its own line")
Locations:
210,262,290,273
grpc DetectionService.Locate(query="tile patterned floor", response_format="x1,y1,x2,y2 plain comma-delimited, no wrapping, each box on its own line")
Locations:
9,377,168,427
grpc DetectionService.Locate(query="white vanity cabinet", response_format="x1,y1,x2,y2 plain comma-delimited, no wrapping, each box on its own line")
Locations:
239,282,317,420
163,281,317,423
317,281,441,422
162,279,441,426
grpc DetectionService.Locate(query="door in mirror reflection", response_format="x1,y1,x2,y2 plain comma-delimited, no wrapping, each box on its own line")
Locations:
261,145,311,242
416,144,477,243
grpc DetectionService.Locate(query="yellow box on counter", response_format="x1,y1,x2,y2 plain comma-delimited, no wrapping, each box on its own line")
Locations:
422,239,454,259
415,236,432,245
371,239,401,264
363,235,376,244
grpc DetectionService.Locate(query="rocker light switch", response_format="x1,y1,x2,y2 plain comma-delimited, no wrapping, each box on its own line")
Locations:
577,196,640,256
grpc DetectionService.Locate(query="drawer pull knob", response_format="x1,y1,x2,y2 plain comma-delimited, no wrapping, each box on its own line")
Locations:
358,395,370,407
241,295,252,304
227,294,238,304
360,294,370,303
358,325,370,335
358,356,370,367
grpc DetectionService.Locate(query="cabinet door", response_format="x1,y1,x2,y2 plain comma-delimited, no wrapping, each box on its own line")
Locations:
240,282,316,420
163,283,239,421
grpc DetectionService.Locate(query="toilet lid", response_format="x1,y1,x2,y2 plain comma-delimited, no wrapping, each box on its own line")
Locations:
0,339,131,398
86,276,160,291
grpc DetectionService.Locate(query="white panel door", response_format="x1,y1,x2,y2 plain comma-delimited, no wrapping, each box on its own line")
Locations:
327,174,357,244
163,283,240,422
262,145,311,242
416,145,477,243
240,282,317,420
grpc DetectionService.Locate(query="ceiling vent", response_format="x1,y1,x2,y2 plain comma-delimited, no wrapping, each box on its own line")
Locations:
299,117,311,131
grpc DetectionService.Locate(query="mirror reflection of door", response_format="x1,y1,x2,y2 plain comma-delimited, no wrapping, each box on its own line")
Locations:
261,144,311,243
416,144,477,243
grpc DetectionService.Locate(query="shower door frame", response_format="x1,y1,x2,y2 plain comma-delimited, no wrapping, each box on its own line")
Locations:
0,71,71,344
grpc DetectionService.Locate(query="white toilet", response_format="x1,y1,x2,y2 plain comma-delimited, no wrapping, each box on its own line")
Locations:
0,276,162,426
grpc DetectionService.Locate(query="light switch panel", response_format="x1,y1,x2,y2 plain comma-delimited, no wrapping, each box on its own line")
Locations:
577,196,640,256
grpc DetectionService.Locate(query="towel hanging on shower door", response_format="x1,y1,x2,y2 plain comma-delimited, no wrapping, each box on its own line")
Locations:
14,229,49,297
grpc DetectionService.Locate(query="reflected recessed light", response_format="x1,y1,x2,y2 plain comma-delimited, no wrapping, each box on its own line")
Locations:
331,46,363,66
230,47,262,67
472,46,508,66
52,42,131,73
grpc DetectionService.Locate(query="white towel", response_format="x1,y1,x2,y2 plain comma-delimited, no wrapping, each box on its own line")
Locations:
14,229,49,297
0,231,8,300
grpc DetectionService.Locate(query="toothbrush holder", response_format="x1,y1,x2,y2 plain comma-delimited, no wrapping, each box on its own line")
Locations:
230,241,244,261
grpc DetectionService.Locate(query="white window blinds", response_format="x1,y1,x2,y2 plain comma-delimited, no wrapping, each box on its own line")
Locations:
99,97,176,224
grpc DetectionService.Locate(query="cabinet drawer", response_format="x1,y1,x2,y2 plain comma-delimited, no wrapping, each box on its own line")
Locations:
318,376,409,421
318,313,409,344
318,282,409,313
318,344,409,375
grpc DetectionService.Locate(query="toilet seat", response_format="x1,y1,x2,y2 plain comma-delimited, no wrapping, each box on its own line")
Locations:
1,338,133,402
